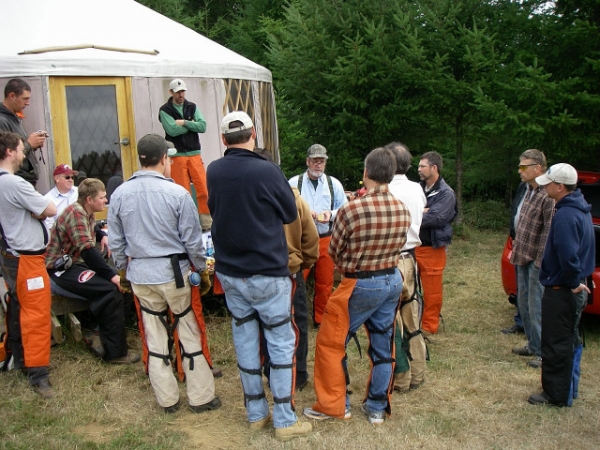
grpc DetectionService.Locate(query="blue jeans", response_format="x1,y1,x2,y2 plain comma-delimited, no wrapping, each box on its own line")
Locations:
346,270,403,413
516,262,543,357
217,272,297,429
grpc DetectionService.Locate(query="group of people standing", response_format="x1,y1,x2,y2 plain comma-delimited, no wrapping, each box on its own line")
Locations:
1,74,594,444
505,149,594,407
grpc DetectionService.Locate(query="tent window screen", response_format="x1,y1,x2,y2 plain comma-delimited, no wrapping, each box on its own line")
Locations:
65,85,122,186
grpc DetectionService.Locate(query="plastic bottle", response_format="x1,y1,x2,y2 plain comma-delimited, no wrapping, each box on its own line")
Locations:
206,233,214,257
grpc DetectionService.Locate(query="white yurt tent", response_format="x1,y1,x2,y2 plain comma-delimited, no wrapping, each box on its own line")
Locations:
0,0,278,196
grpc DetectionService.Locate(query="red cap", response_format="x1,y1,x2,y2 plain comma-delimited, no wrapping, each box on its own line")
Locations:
53,164,78,177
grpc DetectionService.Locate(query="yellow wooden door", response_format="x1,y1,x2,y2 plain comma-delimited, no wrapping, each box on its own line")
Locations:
48,77,136,219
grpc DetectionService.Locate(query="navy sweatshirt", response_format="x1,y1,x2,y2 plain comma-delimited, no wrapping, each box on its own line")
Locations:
206,148,297,278
539,189,595,289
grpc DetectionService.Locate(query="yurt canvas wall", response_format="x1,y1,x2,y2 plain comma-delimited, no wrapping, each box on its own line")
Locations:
0,0,278,197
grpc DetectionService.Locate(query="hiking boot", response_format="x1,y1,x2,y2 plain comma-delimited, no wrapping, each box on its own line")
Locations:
527,357,542,369
274,420,312,441
512,345,534,356
303,406,351,420
361,403,385,425
163,400,181,414
501,324,524,334
83,330,105,358
106,351,141,365
249,413,271,431
410,379,425,391
190,396,221,413
393,384,409,393
528,391,563,407
32,378,55,399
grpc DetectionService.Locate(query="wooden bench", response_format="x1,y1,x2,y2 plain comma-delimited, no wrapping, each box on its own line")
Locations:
50,292,88,345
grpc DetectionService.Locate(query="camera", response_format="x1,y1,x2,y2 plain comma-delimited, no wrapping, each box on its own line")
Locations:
53,254,73,271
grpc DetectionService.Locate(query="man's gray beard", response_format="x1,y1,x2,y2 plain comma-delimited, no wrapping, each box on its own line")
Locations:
307,169,323,179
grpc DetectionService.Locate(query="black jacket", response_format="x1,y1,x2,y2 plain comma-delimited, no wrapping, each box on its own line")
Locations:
419,177,457,248
0,103,39,186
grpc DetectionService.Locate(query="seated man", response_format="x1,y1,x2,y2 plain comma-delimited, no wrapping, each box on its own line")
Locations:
45,178,139,364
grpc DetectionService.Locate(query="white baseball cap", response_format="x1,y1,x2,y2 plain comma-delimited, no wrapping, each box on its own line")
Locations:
535,163,578,186
221,111,253,134
169,79,187,92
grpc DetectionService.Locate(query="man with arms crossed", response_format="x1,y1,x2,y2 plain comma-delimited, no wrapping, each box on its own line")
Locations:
528,163,594,407
0,131,56,397
207,112,312,441
304,147,410,425
509,150,554,369
159,79,211,231
288,144,346,327
109,134,219,414
386,142,428,392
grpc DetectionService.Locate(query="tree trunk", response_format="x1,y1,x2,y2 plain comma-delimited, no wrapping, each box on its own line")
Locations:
454,117,463,225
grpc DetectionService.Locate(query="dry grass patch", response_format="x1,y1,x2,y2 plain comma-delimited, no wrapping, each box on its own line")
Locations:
1,229,600,449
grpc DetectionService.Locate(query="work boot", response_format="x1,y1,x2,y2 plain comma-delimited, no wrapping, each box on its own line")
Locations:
163,400,181,414
274,420,312,441
249,413,271,431
190,396,221,413
501,324,524,334
512,345,534,356
106,351,140,365
32,378,55,399
83,330,105,358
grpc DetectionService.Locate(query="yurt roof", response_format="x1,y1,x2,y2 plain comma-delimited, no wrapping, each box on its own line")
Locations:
0,0,272,82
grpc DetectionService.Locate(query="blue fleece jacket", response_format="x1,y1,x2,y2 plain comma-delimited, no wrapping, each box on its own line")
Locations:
539,189,595,289
206,148,297,278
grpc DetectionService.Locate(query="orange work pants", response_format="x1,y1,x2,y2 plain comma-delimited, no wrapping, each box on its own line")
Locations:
303,235,334,325
170,154,209,215
16,254,52,368
415,246,447,334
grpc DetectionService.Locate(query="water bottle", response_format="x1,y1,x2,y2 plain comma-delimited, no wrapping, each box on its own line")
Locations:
206,233,214,257
189,271,201,287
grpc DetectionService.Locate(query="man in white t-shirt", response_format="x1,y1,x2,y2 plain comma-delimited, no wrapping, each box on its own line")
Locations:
386,142,428,393
43,164,78,230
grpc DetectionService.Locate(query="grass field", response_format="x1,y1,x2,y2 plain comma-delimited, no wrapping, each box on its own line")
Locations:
1,229,599,449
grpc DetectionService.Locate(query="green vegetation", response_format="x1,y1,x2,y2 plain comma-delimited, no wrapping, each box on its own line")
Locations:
138,0,600,210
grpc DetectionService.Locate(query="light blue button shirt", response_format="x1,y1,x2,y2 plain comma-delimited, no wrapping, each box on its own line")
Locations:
108,170,205,285
288,172,346,236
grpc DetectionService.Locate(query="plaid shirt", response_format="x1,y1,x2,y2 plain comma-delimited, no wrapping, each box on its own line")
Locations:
45,201,96,268
510,184,554,267
329,184,411,273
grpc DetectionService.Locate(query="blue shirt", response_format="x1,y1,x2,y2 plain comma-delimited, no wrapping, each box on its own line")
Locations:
288,172,346,236
108,170,205,284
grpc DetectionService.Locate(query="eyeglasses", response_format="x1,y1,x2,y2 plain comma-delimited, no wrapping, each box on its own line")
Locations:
309,160,326,166
518,163,537,171
62,175,74,180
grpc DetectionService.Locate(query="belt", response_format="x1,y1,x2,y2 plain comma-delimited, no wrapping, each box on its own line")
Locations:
319,232,332,238
344,267,396,279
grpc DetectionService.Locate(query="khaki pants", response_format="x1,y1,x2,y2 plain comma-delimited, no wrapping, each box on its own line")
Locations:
394,254,427,390
132,279,215,408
